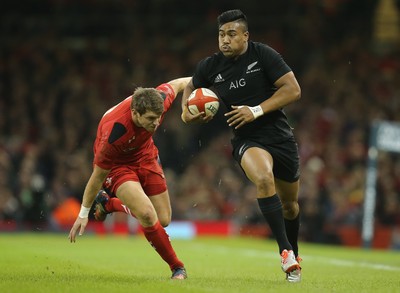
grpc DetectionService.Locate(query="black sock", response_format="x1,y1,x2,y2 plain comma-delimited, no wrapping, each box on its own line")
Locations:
257,194,292,254
284,213,300,257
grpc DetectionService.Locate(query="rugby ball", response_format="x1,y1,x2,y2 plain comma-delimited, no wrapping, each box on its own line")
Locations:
187,88,219,116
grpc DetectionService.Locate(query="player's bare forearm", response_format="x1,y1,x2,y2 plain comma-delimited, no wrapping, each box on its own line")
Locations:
81,165,110,208
225,72,300,129
181,79,195,111
167,77,192,96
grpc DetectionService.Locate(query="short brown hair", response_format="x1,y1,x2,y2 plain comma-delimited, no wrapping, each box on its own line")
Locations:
131,87,164,115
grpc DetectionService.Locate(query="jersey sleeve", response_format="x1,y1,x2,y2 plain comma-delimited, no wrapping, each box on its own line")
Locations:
258,44,292,84
156,83,176,112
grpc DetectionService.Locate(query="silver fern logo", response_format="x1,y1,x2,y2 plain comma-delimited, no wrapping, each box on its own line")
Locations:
246,61,261,74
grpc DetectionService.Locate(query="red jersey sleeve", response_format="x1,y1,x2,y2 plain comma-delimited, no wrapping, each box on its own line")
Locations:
157,83,176,113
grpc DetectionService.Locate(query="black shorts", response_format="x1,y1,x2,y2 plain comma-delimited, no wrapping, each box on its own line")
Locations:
231,136,300,182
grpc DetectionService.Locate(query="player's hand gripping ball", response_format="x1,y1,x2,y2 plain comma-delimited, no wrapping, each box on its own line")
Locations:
187,88,219,117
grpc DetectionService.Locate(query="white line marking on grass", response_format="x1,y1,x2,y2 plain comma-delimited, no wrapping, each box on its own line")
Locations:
192,244,400,272
303,255,400,272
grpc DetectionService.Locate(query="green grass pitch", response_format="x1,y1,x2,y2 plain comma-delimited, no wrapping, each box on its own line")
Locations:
1,233,399,293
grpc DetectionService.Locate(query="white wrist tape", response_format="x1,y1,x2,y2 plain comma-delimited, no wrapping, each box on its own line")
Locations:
249,105,263,119
78,205,91,218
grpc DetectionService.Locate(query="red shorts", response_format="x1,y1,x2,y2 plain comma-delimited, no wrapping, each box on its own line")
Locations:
103,159,167,196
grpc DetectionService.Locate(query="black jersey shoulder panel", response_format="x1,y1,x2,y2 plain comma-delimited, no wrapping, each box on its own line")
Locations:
160,92,167,100
108,122,127,144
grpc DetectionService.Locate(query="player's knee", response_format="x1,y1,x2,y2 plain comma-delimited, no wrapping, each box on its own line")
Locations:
253,172,275,194
158,215,171,227
136,207,157,226
282,201,299,219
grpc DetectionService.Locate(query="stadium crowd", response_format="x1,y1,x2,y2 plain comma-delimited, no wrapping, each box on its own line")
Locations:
1,0,399,247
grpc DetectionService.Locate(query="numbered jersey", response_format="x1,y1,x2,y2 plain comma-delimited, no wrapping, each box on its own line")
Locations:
192,41,294,143
93,83,175,170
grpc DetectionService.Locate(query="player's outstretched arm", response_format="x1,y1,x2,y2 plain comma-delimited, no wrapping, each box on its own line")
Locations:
68,165,110,243
225,71,301,129
167,77,192,96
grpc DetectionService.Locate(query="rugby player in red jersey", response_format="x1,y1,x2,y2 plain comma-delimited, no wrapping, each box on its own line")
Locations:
68,77,197,280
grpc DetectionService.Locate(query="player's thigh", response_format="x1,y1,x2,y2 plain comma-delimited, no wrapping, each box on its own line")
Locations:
116,181,157,220
241,147,274,180
241,147,275,195
149,190,172,227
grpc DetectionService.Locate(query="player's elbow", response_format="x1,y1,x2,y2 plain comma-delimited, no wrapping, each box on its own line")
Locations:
294,87,301,101
290,82,301,102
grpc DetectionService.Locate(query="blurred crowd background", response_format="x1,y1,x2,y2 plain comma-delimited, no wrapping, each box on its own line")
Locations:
1,0,400,247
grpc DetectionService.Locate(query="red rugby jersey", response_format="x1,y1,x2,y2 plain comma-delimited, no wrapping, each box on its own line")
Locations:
93,83,175,170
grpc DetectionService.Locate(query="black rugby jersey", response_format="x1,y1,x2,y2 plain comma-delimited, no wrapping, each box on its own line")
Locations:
192,41,294,143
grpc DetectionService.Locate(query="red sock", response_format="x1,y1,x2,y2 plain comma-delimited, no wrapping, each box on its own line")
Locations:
142,221,184,270
105,198,136,218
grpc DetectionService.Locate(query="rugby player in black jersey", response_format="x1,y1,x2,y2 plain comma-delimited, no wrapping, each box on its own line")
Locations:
181,9,302,282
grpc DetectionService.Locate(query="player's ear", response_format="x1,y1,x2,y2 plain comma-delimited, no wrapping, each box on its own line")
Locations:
131,108,139,117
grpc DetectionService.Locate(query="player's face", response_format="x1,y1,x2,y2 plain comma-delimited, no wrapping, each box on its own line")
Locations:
133,110,161,133
218,21,249,58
